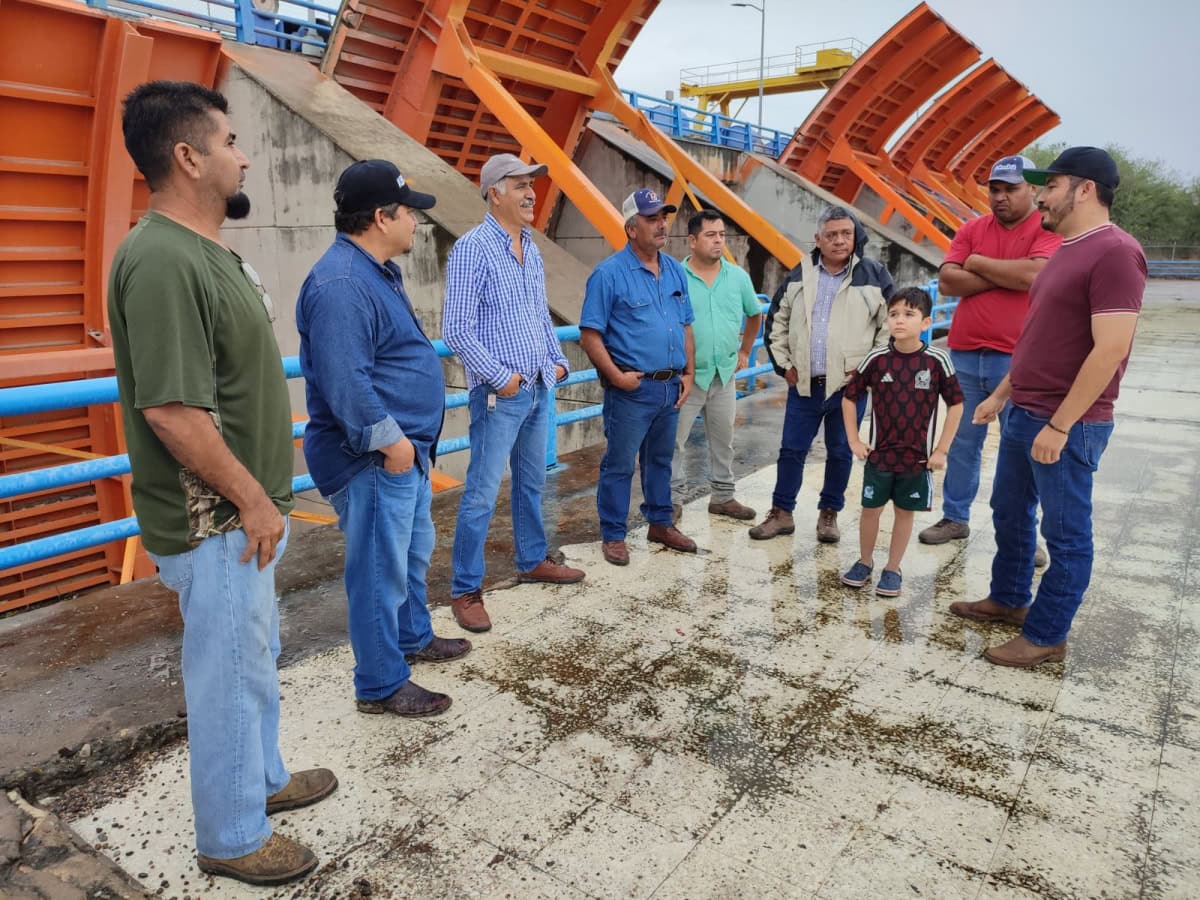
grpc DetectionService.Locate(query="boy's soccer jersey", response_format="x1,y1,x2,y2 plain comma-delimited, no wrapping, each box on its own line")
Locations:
843,340,963,474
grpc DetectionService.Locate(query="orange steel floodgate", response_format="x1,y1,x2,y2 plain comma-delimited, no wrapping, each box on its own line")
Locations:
321,0,802,267
777,3,1059,246
0,0,223,612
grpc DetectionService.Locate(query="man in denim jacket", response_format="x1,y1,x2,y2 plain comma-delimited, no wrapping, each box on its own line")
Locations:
297,160,470,719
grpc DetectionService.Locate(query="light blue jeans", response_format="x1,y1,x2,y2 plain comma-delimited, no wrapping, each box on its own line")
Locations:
330,462,435,700
451,383,550,596
149,525,290,859
942,348,1012,523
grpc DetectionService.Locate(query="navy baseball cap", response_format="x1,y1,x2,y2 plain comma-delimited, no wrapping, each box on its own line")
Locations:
988,155,1036,184
334,159,436,215
621,188,676,220
1023,147,1120,190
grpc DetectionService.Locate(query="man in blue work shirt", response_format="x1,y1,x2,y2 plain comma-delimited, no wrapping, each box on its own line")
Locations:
579,188,699,566
671,209,763,523
297,160,470,719
443,152,585,635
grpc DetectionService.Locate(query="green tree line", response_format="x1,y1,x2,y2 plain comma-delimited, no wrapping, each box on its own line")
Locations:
1025,143,1200,257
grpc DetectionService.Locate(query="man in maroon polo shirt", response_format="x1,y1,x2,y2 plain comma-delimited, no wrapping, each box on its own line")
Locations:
919,156,1061,556
949,147,1147,668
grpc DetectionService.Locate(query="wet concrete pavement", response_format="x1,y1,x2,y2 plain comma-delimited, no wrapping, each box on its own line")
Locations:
7,281,1200,897
0,355,787,786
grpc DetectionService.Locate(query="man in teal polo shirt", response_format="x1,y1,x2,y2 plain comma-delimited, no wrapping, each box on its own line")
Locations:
671,210,762,521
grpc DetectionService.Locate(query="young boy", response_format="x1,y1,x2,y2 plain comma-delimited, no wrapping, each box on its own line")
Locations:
840,287,964,597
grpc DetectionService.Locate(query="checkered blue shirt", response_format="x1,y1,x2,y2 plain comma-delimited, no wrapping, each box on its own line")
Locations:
809,259,847,376
443,214,568,391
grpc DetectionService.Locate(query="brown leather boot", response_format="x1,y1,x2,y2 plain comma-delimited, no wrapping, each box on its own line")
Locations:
948,598,1028,627
518,557,586,584
603,540,629,566
647,524,697,553
816,509,840,543
406,635,472,664
708,498,757,520
451,589,491,632
749,508,794,540
918,518,970,544
984,635,1067,668
356,680,452,717
197,832,317,886
266,768,338,815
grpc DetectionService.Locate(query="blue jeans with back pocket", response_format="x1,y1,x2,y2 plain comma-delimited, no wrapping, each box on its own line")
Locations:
989,405,1113,646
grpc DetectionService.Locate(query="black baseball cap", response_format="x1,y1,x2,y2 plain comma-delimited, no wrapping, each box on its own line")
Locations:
1022,146,1120,190
334,159,437,215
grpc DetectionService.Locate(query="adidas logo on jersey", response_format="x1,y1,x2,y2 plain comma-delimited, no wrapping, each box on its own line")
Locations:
909,492,921,499
881,372,894,383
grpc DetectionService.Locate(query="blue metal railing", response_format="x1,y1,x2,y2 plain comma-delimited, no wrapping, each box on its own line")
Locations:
84,0,338,54
1147,259,1200,279
919,278,958,343
618,91,793,159
0,302,775,571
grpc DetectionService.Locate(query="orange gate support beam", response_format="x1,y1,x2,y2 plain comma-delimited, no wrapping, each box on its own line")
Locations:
428,9,801,269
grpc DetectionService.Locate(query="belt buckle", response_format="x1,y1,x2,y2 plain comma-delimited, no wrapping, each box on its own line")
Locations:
653,370,673,382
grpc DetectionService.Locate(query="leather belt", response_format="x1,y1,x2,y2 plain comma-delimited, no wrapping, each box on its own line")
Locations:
811,375,827,385
616,364,681,382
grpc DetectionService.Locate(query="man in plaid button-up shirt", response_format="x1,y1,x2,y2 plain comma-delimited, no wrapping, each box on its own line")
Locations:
442,153,586,632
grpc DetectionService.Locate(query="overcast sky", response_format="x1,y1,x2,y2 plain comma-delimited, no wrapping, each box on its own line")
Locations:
615,0,1199,180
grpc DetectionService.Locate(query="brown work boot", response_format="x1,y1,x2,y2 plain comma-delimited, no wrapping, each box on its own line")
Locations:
1034,544,1049,568
356,680,452,717
816,508,840,543
266,768,338,815
197,832,317,886
406,635,472,665
918,518,971,544
749,508,794,540
984,635,1067,668
647,524,698,553
603,540,629,566
948,597,1028,627
518,557,586,584
451,589,491,633
708,498,757,520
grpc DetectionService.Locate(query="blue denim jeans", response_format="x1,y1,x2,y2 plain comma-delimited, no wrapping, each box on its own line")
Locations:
149,525,291,859
942,348,1012,523
771,382,865,513
990,405,1114,646
598,378,680,541
451,383,549,596
329,463,435,700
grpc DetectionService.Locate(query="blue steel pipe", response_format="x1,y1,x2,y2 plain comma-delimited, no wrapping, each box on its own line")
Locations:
0,473,315,570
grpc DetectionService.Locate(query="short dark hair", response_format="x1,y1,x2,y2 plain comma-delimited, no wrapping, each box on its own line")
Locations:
688,209,724,237
1068,174,1114,209
335,202,400,235
122,81,228,191
889,286,932,317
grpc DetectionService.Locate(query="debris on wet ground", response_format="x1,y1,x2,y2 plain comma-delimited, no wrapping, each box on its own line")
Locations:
14,286,1200,897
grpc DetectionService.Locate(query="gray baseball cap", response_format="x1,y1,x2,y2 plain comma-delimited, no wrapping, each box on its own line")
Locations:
988,155,1037,184
479,153,548,198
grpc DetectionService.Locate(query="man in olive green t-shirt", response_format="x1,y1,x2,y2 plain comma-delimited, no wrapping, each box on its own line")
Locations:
671,210,762,522
108,81,335,887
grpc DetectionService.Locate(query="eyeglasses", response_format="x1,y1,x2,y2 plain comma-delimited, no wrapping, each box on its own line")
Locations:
239,260,276,322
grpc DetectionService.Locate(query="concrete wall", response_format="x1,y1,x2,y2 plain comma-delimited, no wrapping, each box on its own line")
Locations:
213,50,603,512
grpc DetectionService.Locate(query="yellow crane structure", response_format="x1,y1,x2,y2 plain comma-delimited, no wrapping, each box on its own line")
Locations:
679,39,864,117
